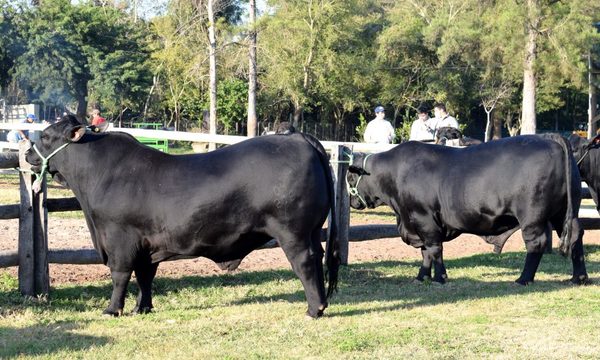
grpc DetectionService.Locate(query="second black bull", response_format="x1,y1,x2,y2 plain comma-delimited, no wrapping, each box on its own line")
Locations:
347,135,588,285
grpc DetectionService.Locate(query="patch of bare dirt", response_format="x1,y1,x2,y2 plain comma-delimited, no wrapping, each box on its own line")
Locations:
1,216,599,285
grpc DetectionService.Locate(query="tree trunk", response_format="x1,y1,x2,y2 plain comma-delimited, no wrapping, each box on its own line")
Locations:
520,0,539,135
493,111,502,139
293,106,302,127
484,110,492,142
75,93,88,124
207,0,218,150
247,0,258,138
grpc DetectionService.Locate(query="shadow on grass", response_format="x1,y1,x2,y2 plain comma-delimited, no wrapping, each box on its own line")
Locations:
0,321,109,358
0,245,598,317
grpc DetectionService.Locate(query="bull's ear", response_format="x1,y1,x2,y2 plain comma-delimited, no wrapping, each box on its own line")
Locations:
70,126,86,142
349,165,369,176
584,135,600,150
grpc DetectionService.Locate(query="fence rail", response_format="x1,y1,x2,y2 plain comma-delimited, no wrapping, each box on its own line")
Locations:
0,123,394,153
1,127,599,299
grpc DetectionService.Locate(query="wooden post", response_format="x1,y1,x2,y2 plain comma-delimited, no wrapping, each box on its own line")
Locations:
17,141,49,297
328,145,350,265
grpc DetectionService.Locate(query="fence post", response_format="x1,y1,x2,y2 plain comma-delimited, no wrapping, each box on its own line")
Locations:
328,145,350,265
17,141,49,297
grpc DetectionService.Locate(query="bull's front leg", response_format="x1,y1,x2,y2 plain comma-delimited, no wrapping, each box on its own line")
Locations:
103,269,133,316
417,245,447,284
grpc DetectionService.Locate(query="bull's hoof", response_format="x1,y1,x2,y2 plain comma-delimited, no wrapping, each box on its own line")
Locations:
432,274,447,284
216,259,243,272
570,274,590,285
306,304,327,319
415,275,431,283
133,305,153,314
515,278,534,286
305,309,324,319
102,308,123,317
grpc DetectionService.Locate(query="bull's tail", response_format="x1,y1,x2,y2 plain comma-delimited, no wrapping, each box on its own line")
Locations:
300,133,340,298
544,134,579,256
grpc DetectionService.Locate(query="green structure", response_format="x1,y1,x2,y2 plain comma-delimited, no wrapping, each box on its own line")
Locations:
132,123,168,153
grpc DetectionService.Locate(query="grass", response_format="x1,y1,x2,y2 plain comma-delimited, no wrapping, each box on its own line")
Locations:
1,246,599,359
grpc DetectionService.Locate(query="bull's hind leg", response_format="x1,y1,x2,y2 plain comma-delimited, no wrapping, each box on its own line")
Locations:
551,214,589,284
134,262,159,314
104,269,133,316
567,219,588,284
277,229,327,318
516,223,551,285
417,244,447,284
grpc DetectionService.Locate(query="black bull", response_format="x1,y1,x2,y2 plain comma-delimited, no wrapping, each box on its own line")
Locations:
347,135,588,285
569,134,600,213
26,116,340,318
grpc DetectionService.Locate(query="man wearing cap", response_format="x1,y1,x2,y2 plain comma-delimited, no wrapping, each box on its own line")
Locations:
364,106,395,144
7,114,37,143
409,106,437,142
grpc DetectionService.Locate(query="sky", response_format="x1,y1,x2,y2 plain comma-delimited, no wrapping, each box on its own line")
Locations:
134,0,269,20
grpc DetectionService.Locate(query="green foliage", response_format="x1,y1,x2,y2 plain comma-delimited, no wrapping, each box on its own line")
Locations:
0,0,24,92
213,78,248,132
354,113,367,142
396,119,412,143
10,0,152,118
1,0,598,136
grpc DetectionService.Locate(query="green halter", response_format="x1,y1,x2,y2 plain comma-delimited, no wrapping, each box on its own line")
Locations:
346,153,372,208
30,142,70,192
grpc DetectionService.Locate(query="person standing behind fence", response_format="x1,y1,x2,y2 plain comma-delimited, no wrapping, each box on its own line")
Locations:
433,102,458,130
7,114,37,143
364,106,395,144
90,109,106,126
409,106,437,142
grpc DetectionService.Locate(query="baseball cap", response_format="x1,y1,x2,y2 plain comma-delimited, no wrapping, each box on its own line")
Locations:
374,106,385,113
26,114,37,121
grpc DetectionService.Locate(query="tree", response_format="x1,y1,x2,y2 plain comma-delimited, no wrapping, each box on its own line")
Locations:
0,0,24,97
13,0,152,120
504,0,600,134
207,0,218,149
261,0,339,125
261,0,378,128
377,0,482,124
247,0,257,137
150,0,246,132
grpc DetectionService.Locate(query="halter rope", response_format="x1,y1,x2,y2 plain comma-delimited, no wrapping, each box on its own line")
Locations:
345,153,373,208
28,142,70,192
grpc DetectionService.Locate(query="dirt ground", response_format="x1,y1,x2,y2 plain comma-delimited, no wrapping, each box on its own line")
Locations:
1,217,599,285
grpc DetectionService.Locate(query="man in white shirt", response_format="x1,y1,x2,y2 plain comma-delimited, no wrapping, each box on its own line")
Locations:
433,102,459,130
364,106,395,144
409,106,437,142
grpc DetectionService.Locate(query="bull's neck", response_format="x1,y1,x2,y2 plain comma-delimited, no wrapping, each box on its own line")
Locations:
363,159,393,209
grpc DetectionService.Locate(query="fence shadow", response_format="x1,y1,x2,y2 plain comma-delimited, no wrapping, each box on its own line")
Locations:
0,321,109,358
0,245,598,317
